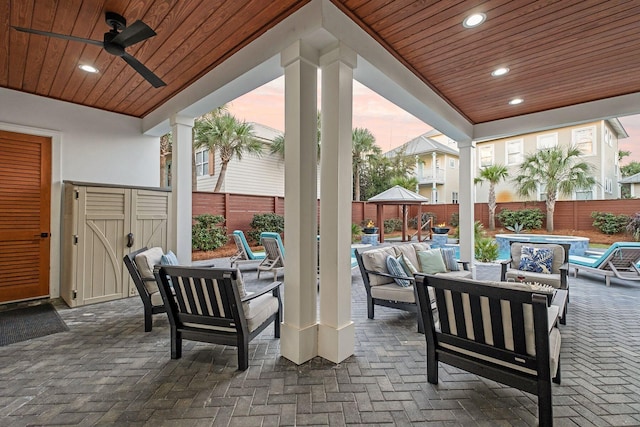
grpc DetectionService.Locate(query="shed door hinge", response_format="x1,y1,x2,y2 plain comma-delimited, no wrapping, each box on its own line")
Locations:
73,235,78,245
74,189,79,199
72,290,77,300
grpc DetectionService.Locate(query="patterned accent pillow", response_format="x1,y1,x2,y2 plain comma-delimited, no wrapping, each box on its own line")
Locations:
519,246,553,274
398,254,418,275
440,248,460,271
386,255,412,287
160,250,179,265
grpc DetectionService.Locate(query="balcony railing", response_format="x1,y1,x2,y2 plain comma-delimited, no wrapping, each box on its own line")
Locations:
417,168,446,184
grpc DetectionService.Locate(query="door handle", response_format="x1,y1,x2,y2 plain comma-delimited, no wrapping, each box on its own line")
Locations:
126,233,134,248
37,232,49,238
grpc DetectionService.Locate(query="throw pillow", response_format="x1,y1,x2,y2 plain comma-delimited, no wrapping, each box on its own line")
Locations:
386,255,412,287
160,250,179,265
398,254,418,275
234,268,248,299
417,249,448,275
440,247,460,271
519,246,553,274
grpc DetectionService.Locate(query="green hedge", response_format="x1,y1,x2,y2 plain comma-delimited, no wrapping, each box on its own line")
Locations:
248,213,284,243
192,214,228,251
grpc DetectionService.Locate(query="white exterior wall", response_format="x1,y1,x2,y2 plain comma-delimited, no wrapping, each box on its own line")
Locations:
0,87,160,299
475,121,618,203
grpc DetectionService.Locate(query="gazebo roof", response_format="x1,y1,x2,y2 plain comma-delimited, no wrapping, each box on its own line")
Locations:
367,185,429,204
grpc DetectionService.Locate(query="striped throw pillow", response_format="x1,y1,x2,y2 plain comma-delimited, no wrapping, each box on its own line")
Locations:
386,255,412,287
440,248,460,271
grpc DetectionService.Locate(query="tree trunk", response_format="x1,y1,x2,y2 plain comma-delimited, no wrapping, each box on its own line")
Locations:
354,165,360,201
192,144,197,191
214,161,229,193
546,197,556,232
160,154,166,187
488,184,496,230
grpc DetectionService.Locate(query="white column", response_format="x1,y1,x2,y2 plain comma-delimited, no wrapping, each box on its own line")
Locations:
170,115,194,263
432,151,437,203
318,44,356,364
458,139,476,277
280,40,319,365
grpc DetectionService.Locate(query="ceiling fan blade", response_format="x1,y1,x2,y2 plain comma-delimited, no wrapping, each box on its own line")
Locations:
121,53,166,88
111,20,156,47
12,26,103,47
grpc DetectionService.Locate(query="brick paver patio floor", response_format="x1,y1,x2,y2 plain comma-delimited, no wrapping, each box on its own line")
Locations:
1,261,639,426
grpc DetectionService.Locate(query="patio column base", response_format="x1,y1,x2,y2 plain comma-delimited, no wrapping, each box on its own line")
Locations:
280,321,318,365
318,321,355,364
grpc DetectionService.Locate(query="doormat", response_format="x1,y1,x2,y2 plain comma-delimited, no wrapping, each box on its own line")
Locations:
0,303,69,346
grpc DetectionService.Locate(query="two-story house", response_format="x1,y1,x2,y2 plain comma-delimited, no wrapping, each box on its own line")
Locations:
474,119,628,203
385,130,460,204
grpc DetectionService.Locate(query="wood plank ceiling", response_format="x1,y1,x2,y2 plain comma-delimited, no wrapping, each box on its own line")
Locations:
2,0,640,124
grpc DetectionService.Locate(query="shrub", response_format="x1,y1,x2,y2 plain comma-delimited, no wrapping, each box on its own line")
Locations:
449,212,459,227
475,237,499,262
351,223,361,243
496,208,544,230
248,213,284,243
626,212,640,241
408,212,436,229
591,211,630,235
383,217,403,233
192,214,228,251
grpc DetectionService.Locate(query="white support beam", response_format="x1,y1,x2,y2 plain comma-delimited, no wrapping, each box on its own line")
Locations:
170,115,194,263
457,139,476,278
318,43,356,364
280,40,320,365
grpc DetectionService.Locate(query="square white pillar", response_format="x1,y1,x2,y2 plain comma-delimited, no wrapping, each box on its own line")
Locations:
170,115,194,264
318,44,356,364
280,41,320,365
458,141,476,277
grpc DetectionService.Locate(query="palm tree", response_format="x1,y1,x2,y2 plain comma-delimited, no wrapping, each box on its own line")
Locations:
475,164,509,230
515,146,595,232
270,111,322,160
352,128,381,201
194,112,262,192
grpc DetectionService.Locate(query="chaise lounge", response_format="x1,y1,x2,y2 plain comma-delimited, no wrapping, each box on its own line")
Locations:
569,242,640,286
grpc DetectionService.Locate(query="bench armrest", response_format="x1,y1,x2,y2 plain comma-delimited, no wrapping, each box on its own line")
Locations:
365,269,415,282
458,261,471,271
242,281,282,303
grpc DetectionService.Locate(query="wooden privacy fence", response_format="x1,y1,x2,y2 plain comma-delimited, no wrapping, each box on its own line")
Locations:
193,192,640,236
193,192,402,235
409,199,640,231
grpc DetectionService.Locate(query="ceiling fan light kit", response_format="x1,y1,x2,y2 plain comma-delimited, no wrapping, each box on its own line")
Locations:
13,12,166,88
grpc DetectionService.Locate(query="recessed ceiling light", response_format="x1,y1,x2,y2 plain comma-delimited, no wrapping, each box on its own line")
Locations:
79,64,98,73
491,67,510,77
463,13,486,28
509,98,523,105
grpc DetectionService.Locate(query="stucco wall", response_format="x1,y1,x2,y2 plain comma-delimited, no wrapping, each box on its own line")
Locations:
1,87,161,299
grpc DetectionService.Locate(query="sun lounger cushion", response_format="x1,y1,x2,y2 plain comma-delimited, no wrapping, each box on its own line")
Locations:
519,246,553,274
417,249,448,274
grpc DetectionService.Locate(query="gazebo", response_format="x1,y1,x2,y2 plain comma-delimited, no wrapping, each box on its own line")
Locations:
367,185,430,243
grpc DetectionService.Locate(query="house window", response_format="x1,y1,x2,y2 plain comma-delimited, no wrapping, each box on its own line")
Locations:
506,139,523,165
573,126,595,155
604,127,612,147
479,145,494,167
538,183,547,201
195,149,209,177
452,192,459,204
449,158,456,168
604,178,613,194
575,190,593,200
537,133,557,150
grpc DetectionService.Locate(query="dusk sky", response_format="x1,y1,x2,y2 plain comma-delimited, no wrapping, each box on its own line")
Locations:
228,76,640,164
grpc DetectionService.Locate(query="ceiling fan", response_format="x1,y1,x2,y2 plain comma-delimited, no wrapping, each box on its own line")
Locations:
13,12,166,88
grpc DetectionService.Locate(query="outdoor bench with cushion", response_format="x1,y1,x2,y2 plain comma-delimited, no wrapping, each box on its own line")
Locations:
415,274,562,427
355,243,471,332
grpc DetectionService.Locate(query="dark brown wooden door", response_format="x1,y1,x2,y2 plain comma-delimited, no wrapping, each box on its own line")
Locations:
0,130,51,302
